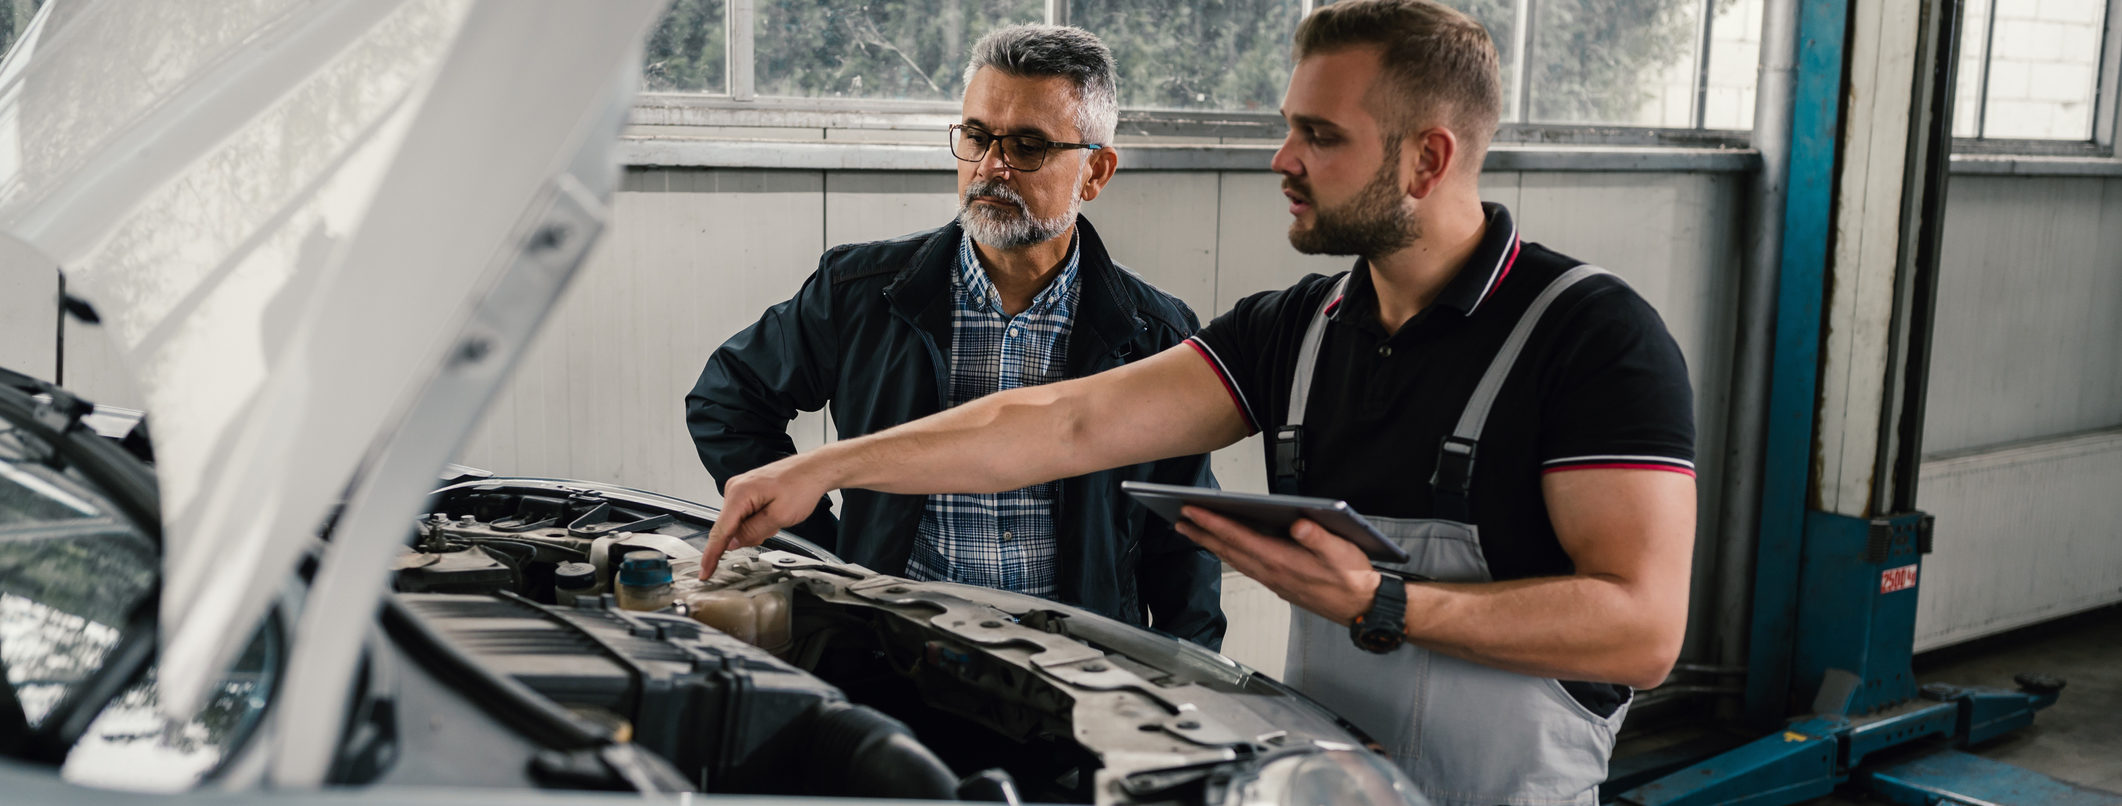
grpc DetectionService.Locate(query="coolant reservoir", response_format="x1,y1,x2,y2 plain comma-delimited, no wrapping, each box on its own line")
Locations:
686,577,793,656
615,551,675,611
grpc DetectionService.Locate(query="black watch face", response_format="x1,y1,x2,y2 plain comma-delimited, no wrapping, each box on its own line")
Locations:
1358,627,1402,653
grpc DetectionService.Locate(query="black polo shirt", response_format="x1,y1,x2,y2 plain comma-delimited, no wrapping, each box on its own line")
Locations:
1185,203,1694,709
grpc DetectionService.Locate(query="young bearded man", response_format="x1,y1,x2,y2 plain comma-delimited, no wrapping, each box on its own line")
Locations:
696,3,1696,803
685,25,1225,649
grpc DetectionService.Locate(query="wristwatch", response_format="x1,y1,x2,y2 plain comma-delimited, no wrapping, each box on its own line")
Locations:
1349,574,1407,653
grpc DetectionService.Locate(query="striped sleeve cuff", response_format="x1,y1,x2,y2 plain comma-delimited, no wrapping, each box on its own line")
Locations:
1541,455,1697,477
1184,337,1259,435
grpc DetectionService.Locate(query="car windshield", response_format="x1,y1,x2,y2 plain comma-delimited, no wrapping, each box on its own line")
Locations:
0,420,155,727
0,406,276,791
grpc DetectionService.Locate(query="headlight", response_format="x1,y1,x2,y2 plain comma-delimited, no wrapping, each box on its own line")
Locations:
1229,747,1427,806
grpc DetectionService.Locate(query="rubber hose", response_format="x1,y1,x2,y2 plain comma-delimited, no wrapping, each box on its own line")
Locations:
803,701,959,799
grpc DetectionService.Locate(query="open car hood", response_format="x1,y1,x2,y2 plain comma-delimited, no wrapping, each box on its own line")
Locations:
0,0,665,760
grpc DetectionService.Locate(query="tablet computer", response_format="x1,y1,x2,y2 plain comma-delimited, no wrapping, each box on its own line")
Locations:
1122,481,1411,564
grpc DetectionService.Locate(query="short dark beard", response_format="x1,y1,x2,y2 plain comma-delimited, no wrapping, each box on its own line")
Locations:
1288,136,1420,258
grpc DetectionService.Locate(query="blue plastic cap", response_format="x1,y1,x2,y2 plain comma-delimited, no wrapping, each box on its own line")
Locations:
616,550,672,586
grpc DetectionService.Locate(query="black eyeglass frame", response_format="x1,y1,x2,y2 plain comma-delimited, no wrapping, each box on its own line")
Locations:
948,123,1105,172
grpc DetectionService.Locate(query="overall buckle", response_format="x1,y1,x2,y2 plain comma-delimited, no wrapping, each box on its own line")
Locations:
1271,425,1305,494
1430,436,1477,521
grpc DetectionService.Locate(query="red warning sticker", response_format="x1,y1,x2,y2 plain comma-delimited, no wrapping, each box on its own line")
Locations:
1880,564,1918,594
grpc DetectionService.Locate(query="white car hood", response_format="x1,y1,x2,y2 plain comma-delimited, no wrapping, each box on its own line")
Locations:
0,0,664,752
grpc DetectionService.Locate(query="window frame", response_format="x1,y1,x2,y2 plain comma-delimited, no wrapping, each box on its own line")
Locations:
1948,0,2122,157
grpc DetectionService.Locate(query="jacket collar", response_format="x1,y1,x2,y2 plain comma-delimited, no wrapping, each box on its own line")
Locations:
885,214,1144,373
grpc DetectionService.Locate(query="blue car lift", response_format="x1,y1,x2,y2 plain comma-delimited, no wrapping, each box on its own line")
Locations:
1613,511,2095,805
1611,0,2114,802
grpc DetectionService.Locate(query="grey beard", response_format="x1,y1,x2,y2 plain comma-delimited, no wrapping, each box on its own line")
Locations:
1288,144,1420,258
959,177,1081,249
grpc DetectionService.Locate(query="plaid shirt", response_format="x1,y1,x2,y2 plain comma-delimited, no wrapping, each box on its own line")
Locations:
903,232,1082,597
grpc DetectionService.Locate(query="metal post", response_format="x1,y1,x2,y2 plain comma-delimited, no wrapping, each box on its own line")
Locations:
1713,0,1798,717
1692,0,1718,129
1046,0,1069,27
2093,0,2122,147
1880,0,1963,514
53,271,64,386
729,0,756,101
1974,0,1996,136
1743,0,1849,728
1509,0,1535,121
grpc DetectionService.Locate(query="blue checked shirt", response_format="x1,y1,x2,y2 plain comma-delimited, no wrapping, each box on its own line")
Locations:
903,233,1082,597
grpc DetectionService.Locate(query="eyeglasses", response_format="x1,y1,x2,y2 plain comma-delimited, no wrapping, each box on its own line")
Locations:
949,123,1104,172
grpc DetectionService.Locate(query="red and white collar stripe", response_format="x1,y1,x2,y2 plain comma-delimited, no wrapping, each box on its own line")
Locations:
1465,221,1521,316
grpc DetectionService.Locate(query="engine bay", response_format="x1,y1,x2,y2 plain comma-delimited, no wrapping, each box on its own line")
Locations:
391,478,1418,805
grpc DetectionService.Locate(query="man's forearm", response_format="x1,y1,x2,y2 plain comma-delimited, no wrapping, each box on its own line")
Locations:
1399,575,1683,689
809,380,1104,495
702,347,1251,578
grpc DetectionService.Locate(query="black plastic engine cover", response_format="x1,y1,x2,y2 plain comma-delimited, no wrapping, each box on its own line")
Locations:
395,593,846,792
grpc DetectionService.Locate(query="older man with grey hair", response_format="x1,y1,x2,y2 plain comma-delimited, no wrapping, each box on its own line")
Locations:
686,25,1225,648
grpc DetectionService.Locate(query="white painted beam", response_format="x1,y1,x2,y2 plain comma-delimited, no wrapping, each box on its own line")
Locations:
1814,0,1924,516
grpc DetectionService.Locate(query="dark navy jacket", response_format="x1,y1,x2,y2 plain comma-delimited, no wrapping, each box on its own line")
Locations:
685,215,1226,648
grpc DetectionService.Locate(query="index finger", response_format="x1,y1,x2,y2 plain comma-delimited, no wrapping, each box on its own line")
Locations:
700,500,752,579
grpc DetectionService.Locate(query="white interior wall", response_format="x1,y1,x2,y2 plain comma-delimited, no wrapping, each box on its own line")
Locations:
0,250,56,382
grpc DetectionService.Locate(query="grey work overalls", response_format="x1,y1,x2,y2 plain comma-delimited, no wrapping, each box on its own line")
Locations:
1276,265,1626,806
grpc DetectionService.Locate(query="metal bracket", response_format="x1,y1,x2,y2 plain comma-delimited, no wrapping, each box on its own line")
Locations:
1863,511,1932,563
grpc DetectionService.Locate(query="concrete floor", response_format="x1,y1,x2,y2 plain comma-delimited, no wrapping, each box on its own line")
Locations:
1802,604,2122,804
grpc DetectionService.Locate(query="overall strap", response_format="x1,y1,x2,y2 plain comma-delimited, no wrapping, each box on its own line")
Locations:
1271,273,1352,495
1431,264,1614,521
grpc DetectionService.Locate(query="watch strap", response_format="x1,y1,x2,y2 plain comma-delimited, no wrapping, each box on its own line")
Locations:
1351,574,1407,653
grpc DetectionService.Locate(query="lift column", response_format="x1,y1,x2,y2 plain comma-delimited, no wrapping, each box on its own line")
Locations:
1743,0,1958,733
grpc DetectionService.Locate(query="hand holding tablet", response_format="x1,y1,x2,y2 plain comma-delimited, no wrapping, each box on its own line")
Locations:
1121,481,1411,564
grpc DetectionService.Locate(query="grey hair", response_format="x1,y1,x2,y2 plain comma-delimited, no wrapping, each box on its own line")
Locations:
960,24,1119,146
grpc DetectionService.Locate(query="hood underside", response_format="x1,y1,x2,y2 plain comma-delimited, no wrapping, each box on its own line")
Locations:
0,0,665,740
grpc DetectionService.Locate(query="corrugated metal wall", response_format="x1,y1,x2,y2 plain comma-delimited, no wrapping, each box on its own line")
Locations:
1916,431,2122,651
1922,175,2122,454
1912,173,2122,649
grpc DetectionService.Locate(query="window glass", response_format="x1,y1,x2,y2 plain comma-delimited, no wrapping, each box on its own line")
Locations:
0,534,156,728
641,0,1777,135
0,460,102,525
1073,0,1303,113
1958,0,2107,140
644,0,728,94
1,420,156,731
1,419,109,525
1702,0,1763,130
755,0,1045,101
0,415,274,789
1519,0,1711,126
1955,0,1995,138
61,622,278,793
1454,0,1521,120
